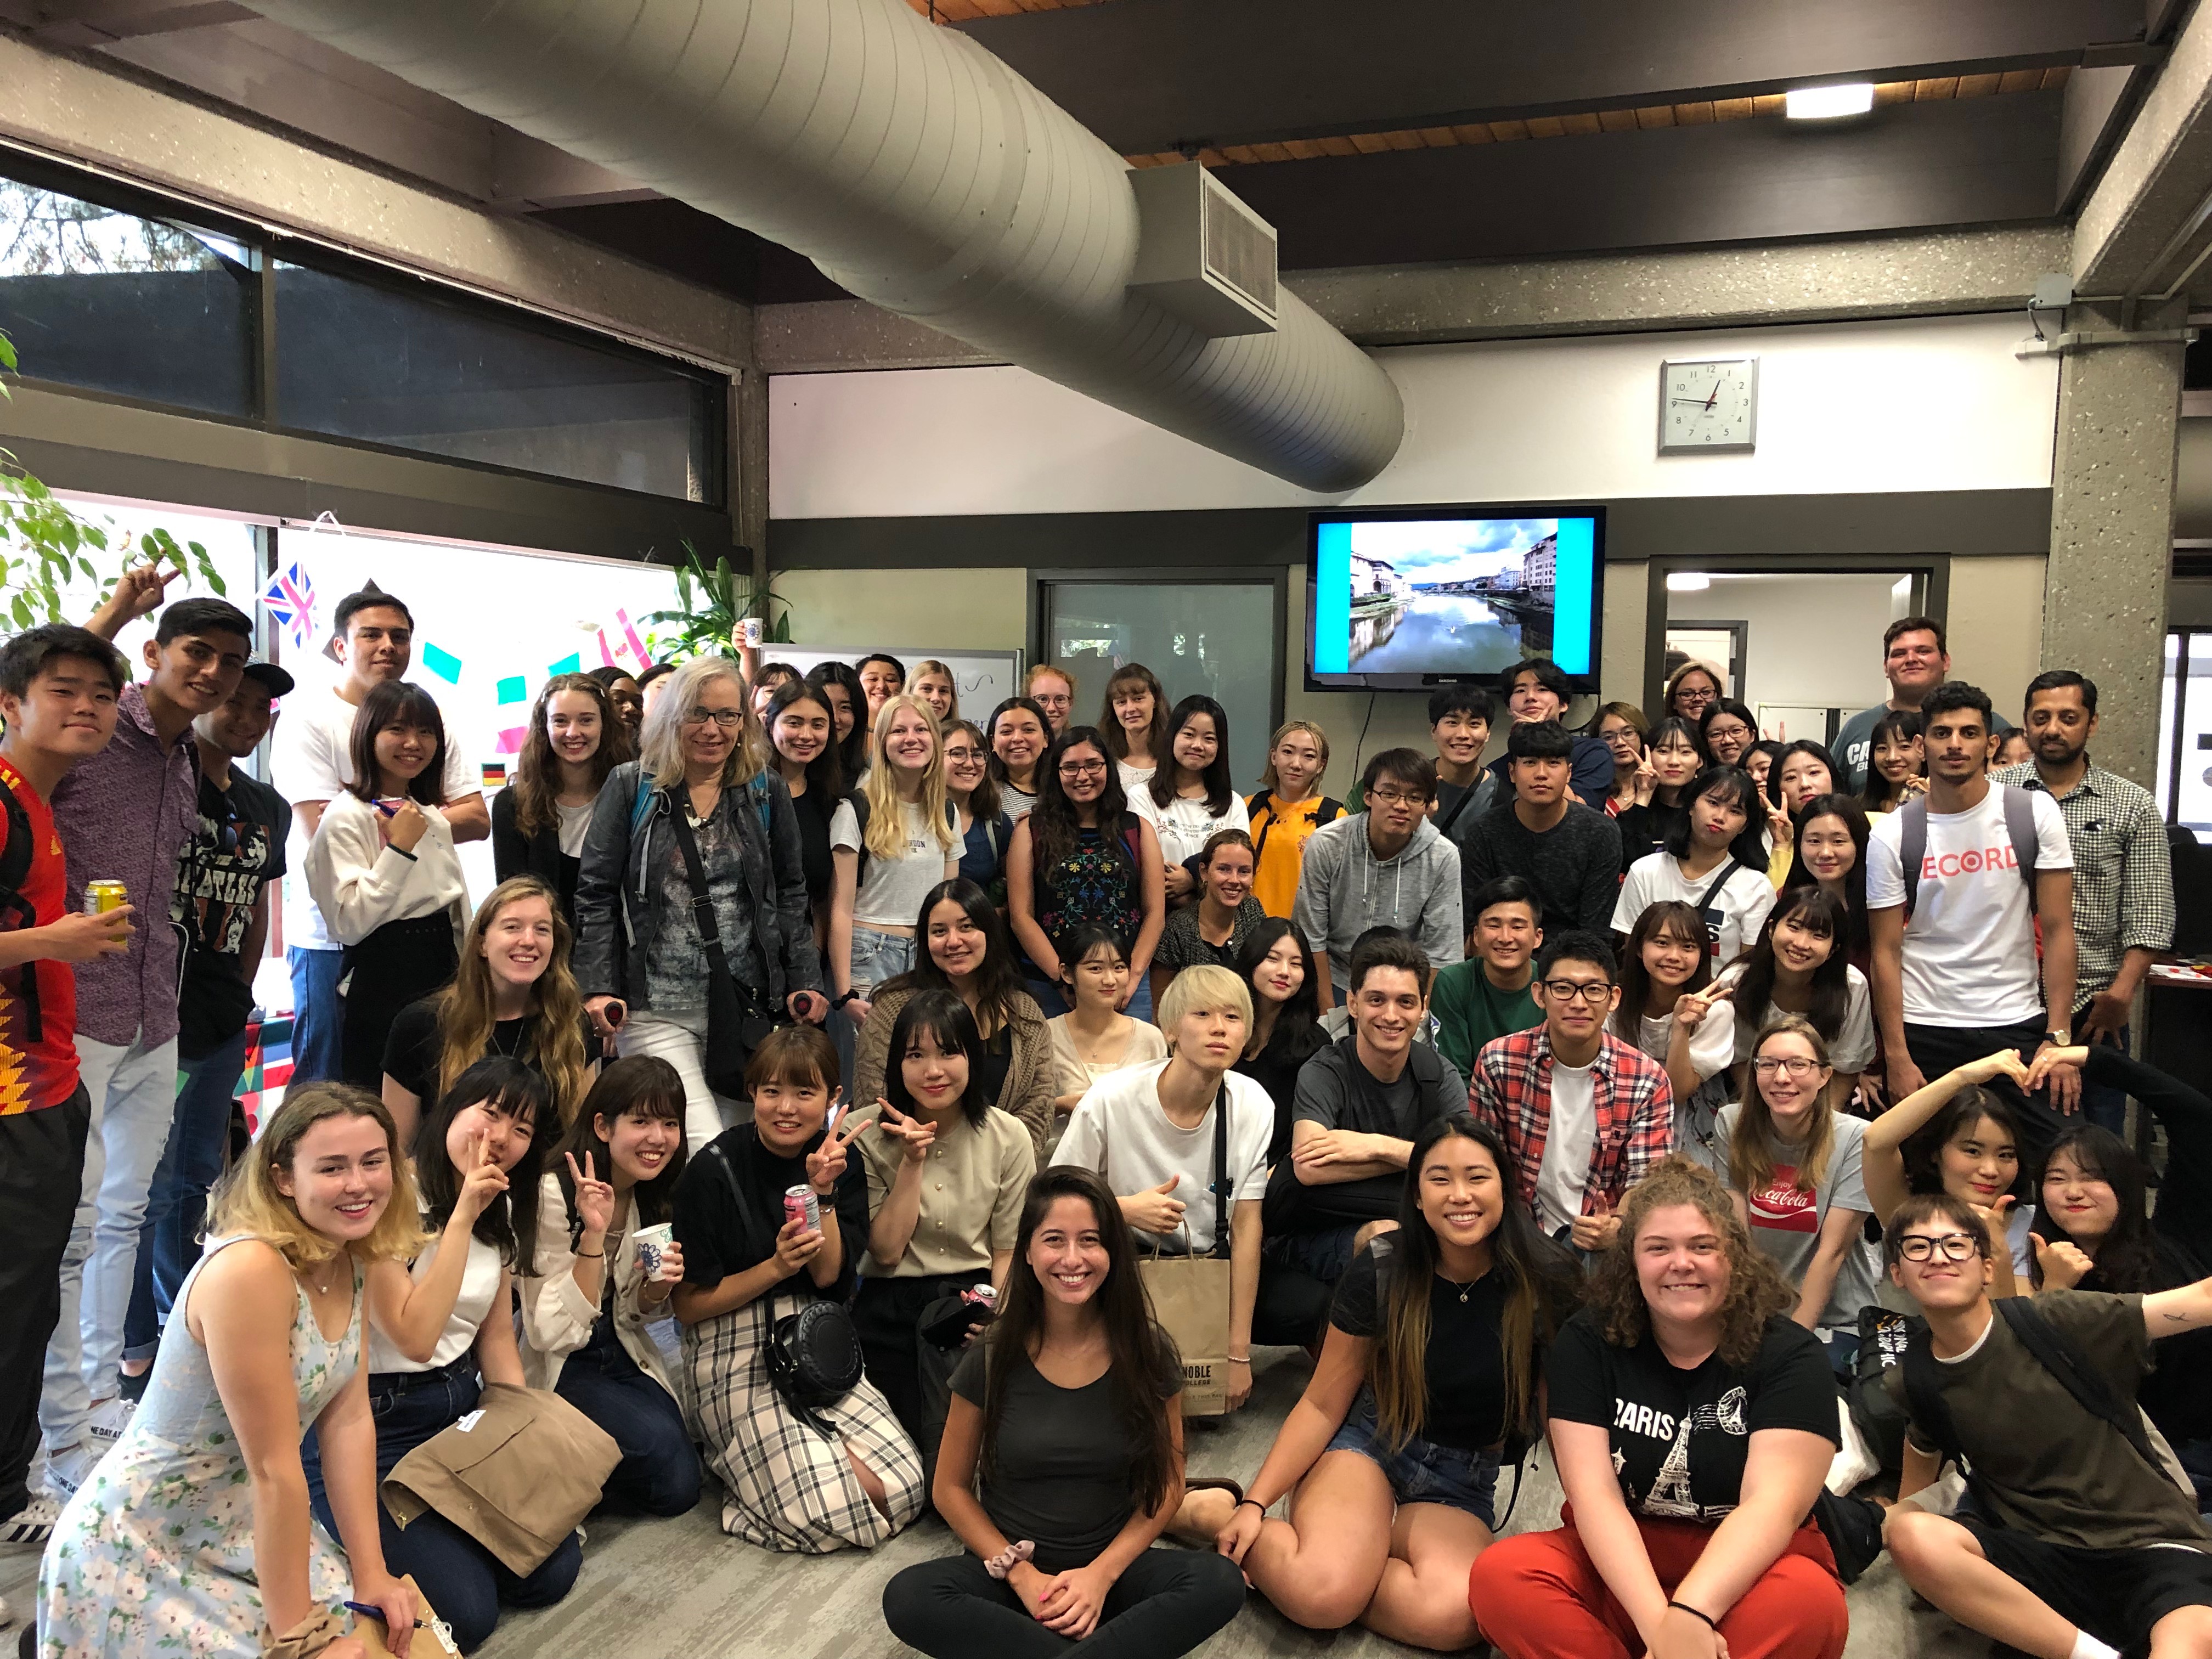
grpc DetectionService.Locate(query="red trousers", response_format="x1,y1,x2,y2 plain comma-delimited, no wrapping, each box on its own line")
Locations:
1469,1509,1848,1659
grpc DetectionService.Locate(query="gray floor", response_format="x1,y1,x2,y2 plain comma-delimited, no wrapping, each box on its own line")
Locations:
0,1347,1985,1655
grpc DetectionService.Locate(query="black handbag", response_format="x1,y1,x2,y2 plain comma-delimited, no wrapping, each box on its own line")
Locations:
665,786,776,1098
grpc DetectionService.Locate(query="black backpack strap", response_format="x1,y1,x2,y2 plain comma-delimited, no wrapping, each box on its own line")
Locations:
1999,785,2040,897
1899,795,1928,918
1899,1323,1974,1495
1995,1298,2166,1475
668,793,750,1009
1247,791,1276,867
1210,1081,1232,1260
1316,796,1343,827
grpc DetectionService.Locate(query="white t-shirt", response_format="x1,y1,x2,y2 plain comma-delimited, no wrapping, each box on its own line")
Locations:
1533,1057,1598,1234
1723,963,1878,1076
1631,1007,1736,1087
1050,1060,1272,1255
1612,851,1777,971
1130,788,1251,870
830,797,957,929
273,681,480,952
367,1223,503,1373
1865,788,2072,1026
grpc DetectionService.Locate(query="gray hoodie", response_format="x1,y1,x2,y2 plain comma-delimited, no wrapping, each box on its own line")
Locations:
1291,811,1465,988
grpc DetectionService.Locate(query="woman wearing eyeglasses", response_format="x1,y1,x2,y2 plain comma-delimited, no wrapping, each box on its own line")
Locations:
1695,1016,1875,1375
573,656,829,1153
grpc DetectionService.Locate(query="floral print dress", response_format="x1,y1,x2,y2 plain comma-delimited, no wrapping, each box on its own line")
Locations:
38,1235,362,1659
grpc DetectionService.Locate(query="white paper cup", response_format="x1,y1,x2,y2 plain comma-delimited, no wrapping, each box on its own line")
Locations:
633,1222,674,1278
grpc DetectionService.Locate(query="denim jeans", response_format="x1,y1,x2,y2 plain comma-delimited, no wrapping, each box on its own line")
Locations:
303,1356,582,1655
123,1030,250,1362
1324,1386,1502,1526
42,1030,178,1451
2074,1019,2132,1138
553,1314,700,1517
849,924,917,997
287,945,345,1087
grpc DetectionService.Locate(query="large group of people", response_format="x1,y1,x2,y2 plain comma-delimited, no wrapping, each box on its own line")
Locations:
1,578,2204,1659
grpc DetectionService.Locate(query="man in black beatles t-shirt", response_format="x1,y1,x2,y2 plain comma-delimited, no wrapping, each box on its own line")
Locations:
122,662,294,1374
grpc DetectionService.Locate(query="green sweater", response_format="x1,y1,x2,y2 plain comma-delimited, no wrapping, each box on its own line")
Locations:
1432,960,1541,1077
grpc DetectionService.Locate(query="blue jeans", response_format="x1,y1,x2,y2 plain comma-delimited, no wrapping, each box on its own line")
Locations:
287,946,344,1087
123,1030,250,1361
849,925,917,997
552,1314,699,1517
304,1356,582,1654
1324,1386,1502,1526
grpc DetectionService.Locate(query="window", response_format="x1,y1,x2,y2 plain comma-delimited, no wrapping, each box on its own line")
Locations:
1037,573,1282,785
0,178,255,416
273,263,719,502
2159,628,2212,841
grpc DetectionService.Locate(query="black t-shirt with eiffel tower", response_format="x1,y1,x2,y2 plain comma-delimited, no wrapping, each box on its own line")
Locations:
1547,1307,1836,1525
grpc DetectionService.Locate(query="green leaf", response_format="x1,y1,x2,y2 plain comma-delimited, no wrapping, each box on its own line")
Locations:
10,595,30,627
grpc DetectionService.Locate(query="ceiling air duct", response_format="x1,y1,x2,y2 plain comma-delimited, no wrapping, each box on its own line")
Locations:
235,0,1405,492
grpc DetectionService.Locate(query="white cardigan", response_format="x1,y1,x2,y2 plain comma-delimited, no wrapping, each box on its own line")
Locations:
303,791,467,950
517,1168,681,1400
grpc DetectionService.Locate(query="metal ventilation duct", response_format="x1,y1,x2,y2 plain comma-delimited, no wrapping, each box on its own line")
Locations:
235,0,1405,492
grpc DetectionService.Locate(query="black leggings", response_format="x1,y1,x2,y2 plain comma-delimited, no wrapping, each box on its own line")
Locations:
882,1547,1245,1659
341,913,458,1088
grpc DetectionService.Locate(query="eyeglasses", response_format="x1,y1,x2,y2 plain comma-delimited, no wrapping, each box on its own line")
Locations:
683,708,745,729
1897,1233,1980,1263
1058,759,1108,777
1370,787,1427,807
1536,979,1612,1003
1677,687,1717,705
1705,722,1751,741
1751,1056,1822,1079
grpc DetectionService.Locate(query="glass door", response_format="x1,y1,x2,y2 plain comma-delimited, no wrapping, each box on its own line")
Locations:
2160,628,2212,841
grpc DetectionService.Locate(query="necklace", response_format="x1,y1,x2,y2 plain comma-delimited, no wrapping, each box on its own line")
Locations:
487,1018,529,1059
308,1255,344,1296
1438,1272,1481,1304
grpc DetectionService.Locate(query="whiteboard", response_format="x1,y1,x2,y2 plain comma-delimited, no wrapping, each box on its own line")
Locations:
769,645,1026,722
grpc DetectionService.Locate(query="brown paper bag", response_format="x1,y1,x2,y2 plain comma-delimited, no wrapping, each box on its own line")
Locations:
1139,1250,1233,1418
352,1576,459,1658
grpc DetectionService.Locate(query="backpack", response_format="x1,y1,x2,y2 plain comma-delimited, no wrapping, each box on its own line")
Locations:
1248,790,1343,870
1896,786,2039,919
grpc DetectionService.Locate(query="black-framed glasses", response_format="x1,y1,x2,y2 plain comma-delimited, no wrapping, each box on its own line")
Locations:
1370,786,1426,807
1751,1056,1822,1079
683,708,744,729
1897,1233,1979,1263
1536,979,1612,1003
1058,759,1108,777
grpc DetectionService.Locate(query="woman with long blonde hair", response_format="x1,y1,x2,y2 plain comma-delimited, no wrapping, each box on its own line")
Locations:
40,1085,424,1659
829,692,960,1024
380,875,594,1142
572,655,827,1150
493,671,632,929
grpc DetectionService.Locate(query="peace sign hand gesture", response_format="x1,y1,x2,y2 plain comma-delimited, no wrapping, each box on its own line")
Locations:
453,1131,509,1226
565,1150,615,1237
876,1100,936,1165
1674,978,1732,1032
806,1104,866,1195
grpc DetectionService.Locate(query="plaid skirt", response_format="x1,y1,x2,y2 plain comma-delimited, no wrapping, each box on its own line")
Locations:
685,1290,926,1553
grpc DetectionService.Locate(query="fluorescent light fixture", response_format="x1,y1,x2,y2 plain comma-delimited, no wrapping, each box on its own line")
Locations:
1786,83,1875,120
1666,572,1712,592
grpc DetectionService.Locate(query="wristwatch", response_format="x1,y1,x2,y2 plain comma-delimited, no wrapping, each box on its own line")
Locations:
2043,1031,2071,1048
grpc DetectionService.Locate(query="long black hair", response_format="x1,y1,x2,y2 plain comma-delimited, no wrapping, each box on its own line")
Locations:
803,659,869,781
553,1056,690,1237
883,878,1029,1040
1765,740,1840,814
1860,708,1926,812
764,676,845,798
982,1167,1178,1517
1371,1114,1579,1452
1149,693,1234,814
1235,916,1323,1042
1781,792,1872,962
1611,899,1711,1039
1901,1085,2027,1204
1662,764,1768,871
2033,1124,2199,1293
1028,725,1133,879
884,989,992,1127
984,696,1052,795
413,1058,550,1273
1644,715,1708,806
1729,887,1851,1045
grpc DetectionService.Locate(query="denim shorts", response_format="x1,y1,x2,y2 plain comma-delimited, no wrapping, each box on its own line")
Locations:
850,926,917,995
1324,1387,1501,1526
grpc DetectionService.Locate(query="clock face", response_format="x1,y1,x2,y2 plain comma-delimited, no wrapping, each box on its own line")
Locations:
1660,358,1758,453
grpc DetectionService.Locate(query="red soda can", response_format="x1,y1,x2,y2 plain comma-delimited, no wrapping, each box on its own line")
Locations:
783,1185,820,1232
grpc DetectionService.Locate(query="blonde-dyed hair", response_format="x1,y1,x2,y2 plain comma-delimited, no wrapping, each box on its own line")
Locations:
860,692,958,861
637,655,765,789
912,659,961,724
433,876,592,1126
206,1083,425,1271
1257,719,1331,791
1729,1015,1836,1197
1157,962,1254,1034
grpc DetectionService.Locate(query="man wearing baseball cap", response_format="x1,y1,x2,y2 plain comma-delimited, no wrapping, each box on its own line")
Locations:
119,658,297,1381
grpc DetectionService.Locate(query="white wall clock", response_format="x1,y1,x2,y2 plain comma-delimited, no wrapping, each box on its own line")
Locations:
1659,357,1758,453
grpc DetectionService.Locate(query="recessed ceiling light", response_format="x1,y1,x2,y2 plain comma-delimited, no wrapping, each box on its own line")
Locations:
1786,83,1875,120
1666,572,1712,592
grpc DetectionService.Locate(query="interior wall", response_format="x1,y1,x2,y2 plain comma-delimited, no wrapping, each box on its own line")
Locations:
1945,554,2050,719
1669,573,1906,714
776,566,1028,654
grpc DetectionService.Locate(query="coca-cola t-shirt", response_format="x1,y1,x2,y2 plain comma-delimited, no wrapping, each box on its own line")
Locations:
1547,1307,1837,1525
1696,1107,1877,1335
1865,786,2071,1027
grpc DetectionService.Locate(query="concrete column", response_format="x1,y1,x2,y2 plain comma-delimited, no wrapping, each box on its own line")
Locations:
2043,298,2185,787
732,369,771,604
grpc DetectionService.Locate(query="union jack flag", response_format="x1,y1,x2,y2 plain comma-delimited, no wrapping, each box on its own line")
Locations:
261,562,316,649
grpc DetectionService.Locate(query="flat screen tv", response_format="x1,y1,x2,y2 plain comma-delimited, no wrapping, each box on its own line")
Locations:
1306,504,1605,692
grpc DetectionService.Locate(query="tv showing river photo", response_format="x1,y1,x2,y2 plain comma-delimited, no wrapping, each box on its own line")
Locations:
1308,515,1600,685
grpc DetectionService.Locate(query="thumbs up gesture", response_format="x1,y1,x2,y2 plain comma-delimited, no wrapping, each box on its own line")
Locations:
1122,1173,1187,1235
2032,1231,2094,1291
1571,1195,1622,1253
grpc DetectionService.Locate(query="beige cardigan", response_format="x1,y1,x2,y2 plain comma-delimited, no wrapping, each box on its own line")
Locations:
517,1167,680,1400
850,981,1056,1156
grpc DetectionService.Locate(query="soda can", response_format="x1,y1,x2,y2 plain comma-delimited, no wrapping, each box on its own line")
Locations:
83,880,127,915
783,1185,820,1232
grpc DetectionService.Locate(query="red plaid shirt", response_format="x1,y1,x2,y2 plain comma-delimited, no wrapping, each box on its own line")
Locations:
1471,1027,1673,1224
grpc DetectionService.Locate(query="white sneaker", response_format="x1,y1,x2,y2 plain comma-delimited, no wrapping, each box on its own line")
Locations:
0,1493,60,1545
84,1398,134,1449
43,1442,96,1502
0,1593,16,1632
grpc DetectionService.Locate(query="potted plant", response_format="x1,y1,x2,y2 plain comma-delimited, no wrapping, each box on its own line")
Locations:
644,538,791,660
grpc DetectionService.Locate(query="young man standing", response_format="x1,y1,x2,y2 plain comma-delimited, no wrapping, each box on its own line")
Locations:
1462,721,1624,933
273,587,487,1084
1485,658,1613,805
43,577,253,1492
1432,874,1544,1078
1993,670,2174,1136
0,625,132,1554
120,660,295,1379
1052,964,1273,1412
1833,617,2011,791
1428,684,1498,854
1882,1190,2212,1659
1472,929,1672,1252
1292,747,1463,1008
1867,681,2078,1162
